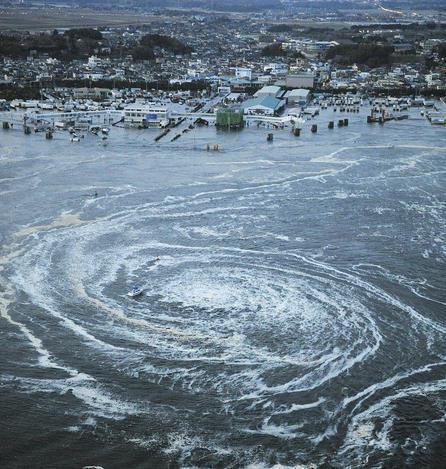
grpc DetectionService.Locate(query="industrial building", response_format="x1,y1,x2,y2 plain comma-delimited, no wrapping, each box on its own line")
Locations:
242,96,285,116
284,89,311,105
286,73,315,89
123,104,169,127
254,85,282,98
216,105,244,129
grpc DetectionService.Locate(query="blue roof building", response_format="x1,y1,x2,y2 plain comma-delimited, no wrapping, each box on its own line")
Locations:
241,96,285,116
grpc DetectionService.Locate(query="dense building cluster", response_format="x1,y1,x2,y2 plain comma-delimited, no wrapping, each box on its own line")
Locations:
0,8,445,104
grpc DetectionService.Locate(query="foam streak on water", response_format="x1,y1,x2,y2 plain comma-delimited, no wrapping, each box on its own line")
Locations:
0,111,445,467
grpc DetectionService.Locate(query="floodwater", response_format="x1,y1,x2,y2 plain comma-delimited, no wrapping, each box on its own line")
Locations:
0,105,445,468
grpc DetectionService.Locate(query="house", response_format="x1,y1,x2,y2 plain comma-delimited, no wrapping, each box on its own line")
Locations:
242,96,285,116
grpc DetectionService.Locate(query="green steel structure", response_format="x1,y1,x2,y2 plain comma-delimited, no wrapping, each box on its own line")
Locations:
215,106,244,129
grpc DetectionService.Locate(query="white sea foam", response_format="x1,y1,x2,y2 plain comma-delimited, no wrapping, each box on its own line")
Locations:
2,135,445,465
338,377,446,462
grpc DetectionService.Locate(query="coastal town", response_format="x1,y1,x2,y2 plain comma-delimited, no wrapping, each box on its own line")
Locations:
0,1,445,134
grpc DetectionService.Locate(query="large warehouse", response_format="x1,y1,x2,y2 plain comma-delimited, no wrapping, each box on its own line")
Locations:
242,96,285,116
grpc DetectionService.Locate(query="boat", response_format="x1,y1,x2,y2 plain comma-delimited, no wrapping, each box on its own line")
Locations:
127,286,143,298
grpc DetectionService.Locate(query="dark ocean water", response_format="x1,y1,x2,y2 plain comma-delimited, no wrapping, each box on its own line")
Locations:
0,105,445,468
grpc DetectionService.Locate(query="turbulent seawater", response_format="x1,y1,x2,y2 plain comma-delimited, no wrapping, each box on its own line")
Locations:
0,105,445,468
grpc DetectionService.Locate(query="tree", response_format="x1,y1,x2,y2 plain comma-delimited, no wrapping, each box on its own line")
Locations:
261,42,284,57
326,44,394,67
140,34,193,54
436,44,446,60
131,46,155,61
64,28,103,41
0,35,28,58
268,24,293,33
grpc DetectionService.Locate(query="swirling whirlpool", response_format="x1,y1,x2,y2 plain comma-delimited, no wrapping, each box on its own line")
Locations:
1,132,446,467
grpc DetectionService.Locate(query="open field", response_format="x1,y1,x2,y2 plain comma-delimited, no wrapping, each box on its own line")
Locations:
2,6,441,32
0,8,165,31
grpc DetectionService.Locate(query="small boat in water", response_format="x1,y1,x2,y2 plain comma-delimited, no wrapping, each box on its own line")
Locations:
127,286,143,298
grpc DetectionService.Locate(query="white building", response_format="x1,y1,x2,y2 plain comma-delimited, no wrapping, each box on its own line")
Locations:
226,92,243,102
87,55,102,67
235,67,252,80
82,72,104,81
264,63,289,75
286,73,315,89
124,104,169,127
283,40,338,56
218,85,231,95
426,73,442,88
285,89,310,105
257,75,275,84
187,69,201,78
254,85,282,98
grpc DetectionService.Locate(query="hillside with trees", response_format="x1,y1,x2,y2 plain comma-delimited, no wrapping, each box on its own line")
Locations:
0,28,104,60
140,34,193,55
0,29,193,62
326,44,395,67
261,43,285,57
